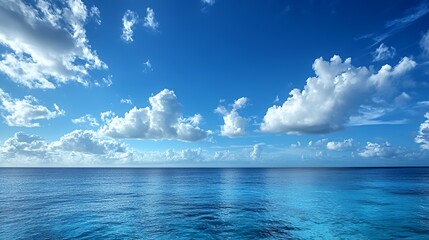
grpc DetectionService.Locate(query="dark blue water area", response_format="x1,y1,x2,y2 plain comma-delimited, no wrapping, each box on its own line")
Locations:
0,167,429,239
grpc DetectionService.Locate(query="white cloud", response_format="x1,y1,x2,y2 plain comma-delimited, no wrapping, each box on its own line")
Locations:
0,130,131,165
51,130,127,155
0,88,64,127
421,29,429,56
0,0,107,89
202,0,215,6
415,112,429,150
144,8,158,30
250,143,263,160
274,95,280,103
213,150,233,161
394,92,411,106
1,132,49,159
372,43,396,62
99,89,208,141
94,75,113,87
89,5,101,25
121,10,138,42
143,59,153,72
72,114,99,127
358,141,396,157
120,98,133,105
163,148,202,162
215,97,249,138
326,139,353,151
232,97,248,110
416,101,429,107
261,55,415,134
348,105,407,126
291,141,301,148
308,139,328,147
100,110,116,123
361,2,429,46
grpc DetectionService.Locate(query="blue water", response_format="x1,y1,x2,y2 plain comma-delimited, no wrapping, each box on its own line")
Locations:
0,168,429,239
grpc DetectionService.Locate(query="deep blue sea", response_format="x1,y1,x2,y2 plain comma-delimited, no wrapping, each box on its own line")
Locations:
1,168,429,239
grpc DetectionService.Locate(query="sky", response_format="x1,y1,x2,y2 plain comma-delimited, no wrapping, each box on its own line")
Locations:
0,0,429,167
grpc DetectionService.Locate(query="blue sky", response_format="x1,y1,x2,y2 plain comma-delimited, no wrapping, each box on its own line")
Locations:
0,0,429,167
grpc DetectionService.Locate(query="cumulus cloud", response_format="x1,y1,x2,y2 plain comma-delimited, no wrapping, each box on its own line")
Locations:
359,141,396,158
421,29,429,56
261,55,415,134
51,130,127,155
100,110,116,123
250,143,263,160
326,139,354,151
372,43,396,62
415,112,429,150
1,132,49,159
215,97,249,138
163,148,202,162
72,114,99,127
213,150,233,161
0,0,107,89
144,8,158,30
0,88,64,127
122,10,138,42
99,89,208,141
0,130,131,165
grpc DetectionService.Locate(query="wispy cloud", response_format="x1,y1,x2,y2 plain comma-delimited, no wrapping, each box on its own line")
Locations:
362,2,429,46
372,43,396,62
121,10,138,42
72,114,99,127
120,98,132,105
348,105,408,126
143,59,153,72
202,0,215,6
421,29,429,55
90,6,101,25
144,8,158,30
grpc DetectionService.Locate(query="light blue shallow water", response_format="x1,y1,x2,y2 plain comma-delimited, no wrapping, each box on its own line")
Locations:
0,168,429,239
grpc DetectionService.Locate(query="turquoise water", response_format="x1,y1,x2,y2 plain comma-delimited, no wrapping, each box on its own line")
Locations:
0,168,428,239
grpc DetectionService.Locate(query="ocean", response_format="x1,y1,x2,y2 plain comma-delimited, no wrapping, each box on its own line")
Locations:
0,167,428,239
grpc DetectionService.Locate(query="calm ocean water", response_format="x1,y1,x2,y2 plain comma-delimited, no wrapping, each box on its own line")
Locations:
0,168,428,239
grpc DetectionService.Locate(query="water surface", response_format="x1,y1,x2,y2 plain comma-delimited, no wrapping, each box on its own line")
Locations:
1,168,428,239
